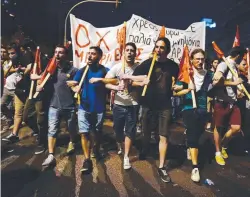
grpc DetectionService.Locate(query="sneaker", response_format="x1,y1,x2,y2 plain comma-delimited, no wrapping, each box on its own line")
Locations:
221,147,228,159
117,143,123,155
215,154,225,166
136,126,142,134
2,133,19,143
123,156,131,170
35,145,46,155
187,148,191,160
66,142,75,154
42,154,56,166
191,168,200,182
158,167,171,183
80,159,93,173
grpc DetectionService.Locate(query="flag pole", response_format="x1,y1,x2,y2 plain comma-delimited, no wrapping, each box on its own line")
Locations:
33,73,51,98
212,41,250,100
29,46,40,99
141,53,157,96
74,65,89,98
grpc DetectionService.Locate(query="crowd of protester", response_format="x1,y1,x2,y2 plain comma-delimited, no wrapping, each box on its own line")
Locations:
1,37,250,184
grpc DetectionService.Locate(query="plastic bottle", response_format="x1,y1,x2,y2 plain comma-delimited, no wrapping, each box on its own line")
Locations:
204,179,214,186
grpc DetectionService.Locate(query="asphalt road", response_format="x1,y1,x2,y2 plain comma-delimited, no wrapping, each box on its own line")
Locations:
1,115,250,197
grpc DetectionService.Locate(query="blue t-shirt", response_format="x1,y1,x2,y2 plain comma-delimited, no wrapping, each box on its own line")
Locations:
74,65,107,113
176,72,213,111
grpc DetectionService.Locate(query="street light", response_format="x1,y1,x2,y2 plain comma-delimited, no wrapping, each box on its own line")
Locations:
64,0,121,45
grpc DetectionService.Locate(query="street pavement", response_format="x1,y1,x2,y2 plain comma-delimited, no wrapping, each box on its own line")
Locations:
1,113,250,197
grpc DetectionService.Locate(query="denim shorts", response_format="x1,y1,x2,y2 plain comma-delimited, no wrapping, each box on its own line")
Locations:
78,108,105,133
48,107,76,137
113,104,139,141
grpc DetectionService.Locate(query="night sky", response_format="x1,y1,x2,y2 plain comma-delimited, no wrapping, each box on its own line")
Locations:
1,0,250,57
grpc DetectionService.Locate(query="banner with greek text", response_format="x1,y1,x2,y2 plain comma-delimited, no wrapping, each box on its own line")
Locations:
70,14,205,68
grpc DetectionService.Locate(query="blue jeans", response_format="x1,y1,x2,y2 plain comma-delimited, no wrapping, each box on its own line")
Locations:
113,104,139,142
48,107,77,138
78,108,105,133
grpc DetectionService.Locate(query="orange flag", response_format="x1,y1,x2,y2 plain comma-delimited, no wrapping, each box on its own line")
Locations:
232,25,240,47
212,41,224,59
39,56,57,83
46,56,57,74
158,26,166,38
117,22,126,56
178,45,193,84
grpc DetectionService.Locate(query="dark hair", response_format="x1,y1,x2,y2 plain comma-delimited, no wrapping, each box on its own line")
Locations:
7,43,20,54
55,44,68,55
90,46,103,57
1,45,7,50
229,46,246,58
21,39,36,51
125,42,137,52
211,58,220,65
155,37,171,54
190,48,205,59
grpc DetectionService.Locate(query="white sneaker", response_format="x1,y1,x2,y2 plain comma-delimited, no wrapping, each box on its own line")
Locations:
42,154,55,166
187,148,191,160
191,168,200,182
123,156,131,170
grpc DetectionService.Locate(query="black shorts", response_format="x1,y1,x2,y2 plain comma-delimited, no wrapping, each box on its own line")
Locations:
182,108,208,148
141,107,172,138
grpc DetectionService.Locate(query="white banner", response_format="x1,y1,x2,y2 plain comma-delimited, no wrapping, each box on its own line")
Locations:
70,14,205,68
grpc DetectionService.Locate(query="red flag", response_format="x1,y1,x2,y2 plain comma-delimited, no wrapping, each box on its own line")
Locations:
212,41,224,59
232,25,240,47
178,45,193,84
46,56,57,74
32,46,41,74
39,56,57,83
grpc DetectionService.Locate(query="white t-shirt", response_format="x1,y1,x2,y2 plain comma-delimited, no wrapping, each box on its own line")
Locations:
107,63,138,106
4,72,22,90
216,58,238,101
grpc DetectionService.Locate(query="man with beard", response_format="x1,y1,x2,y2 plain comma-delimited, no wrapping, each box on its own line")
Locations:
70,46,108,173
41,45,78,166
133,37,179,183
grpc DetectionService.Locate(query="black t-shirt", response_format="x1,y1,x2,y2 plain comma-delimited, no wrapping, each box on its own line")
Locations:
133,58,179,109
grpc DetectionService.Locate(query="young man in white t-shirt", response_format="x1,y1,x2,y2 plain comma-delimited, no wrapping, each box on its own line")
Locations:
212,46,246,166
105,42,147,170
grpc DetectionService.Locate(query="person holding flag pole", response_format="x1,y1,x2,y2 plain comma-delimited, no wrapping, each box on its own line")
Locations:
211,43,247,166
173,47,213,183
41,45,78,166
133,37,179,183
28,46,41,99
69,46,109,173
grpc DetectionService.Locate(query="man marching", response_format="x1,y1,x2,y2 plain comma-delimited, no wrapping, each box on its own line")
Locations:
133,37,179,183
212,46,246,166
41,45,78,166
70,46,108,173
